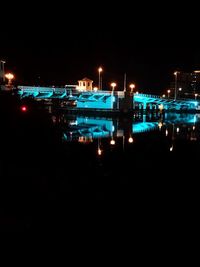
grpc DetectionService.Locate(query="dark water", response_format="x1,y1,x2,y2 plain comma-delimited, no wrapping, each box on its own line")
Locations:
1,104,199,233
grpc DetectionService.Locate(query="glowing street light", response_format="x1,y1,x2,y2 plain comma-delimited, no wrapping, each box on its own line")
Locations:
162,94,166,98
5,73,14,86
167,89,171,98
98,67,103,90
97,148,102,156
128,137,134,143
129,83,135,93
93,87,98,92
110,139,115,145
174,71,180,100
195,93,198,100
177,87,182,98
111,82,117,92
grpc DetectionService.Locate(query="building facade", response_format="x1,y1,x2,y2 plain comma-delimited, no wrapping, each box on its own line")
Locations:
0,60,5,89
170,70,200,98
76,77,93,91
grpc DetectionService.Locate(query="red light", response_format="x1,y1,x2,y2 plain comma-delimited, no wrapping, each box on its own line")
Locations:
21,105,27,112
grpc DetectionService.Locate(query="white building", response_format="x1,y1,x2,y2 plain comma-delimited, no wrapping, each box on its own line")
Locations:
76,77,93,91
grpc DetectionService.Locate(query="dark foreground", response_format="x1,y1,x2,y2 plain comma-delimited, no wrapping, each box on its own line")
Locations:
0,93,199,236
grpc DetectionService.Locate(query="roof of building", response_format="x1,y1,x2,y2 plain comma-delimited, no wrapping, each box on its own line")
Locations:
78,77,93,82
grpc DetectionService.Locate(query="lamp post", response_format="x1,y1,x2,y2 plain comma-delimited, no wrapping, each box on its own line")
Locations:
174,71,180,100
128,136,133,143
178,87,182,99
111,82,116,92
5,73,14,87
195,93,198,100
129,83,135,93
167,89,171,98
98,67,103,90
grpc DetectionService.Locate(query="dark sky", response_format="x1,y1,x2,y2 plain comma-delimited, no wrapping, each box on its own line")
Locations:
1,2,200,94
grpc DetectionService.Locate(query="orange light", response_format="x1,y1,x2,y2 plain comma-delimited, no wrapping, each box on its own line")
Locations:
128,137,133,143
110,139,115,145
129,83,135,90
5,73,14,80
97,148,102,155
98,67,103,73
111,82,117,90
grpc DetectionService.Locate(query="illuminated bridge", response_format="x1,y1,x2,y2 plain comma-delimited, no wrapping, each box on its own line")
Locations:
17,86,200,111
134,93,199,111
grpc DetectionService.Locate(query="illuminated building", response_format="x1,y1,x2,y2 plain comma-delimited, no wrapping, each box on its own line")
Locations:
76,77,93,91
0,60,5,89
170,70,200,98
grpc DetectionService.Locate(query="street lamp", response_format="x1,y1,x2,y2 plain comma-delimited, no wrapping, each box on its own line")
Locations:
174,71,180,100
5,73,14,87
98,67,103,90
110,138,115,145
111,82,117,92
195,93,198,100
129,83,135,93
167,89,171,98
128,136,133,143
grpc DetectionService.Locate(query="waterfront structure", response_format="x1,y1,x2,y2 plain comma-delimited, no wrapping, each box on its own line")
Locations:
76,77,93,91
17,85,200,112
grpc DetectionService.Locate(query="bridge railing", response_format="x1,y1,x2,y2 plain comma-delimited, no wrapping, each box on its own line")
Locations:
135,93,199,103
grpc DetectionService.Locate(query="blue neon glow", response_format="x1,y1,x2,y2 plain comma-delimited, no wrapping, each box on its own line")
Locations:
77,92,113,109
132,122,158,133
17,86,200,111
62,113,200,142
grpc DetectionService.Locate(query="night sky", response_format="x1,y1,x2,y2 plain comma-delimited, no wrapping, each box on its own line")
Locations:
1,2,200,94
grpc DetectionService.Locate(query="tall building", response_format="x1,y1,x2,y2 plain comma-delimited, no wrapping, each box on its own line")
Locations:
191,70,200,94
170,70,200,98
0,60,5,89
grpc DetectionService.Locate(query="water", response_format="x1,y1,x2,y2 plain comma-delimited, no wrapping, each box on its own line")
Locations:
1,109,200,232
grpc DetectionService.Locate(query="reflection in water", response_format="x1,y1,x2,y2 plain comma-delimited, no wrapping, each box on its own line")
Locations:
51,112,200,155
56,113,200,140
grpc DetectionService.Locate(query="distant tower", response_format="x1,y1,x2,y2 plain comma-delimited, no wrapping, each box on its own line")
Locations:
192,70,200,94
77,77,93,91
0,60,6,90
